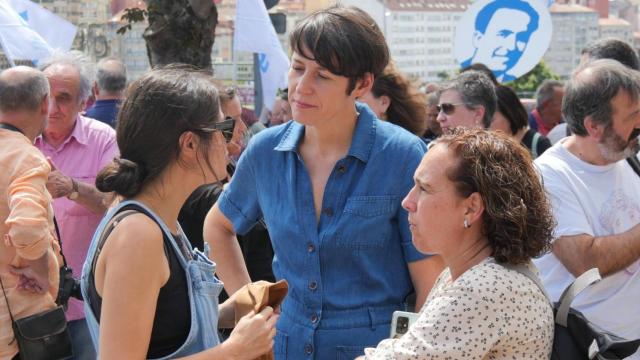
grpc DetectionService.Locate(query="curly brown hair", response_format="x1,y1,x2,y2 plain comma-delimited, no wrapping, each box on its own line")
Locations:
435,128,554,265
371,63,427,135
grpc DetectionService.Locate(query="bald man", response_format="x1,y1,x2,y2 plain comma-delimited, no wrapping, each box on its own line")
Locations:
85,57,127,128
0,66,63,359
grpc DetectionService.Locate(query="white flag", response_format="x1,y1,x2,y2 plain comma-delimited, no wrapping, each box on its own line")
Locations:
0,0,51,64
9,0,77,52
234,0,289,111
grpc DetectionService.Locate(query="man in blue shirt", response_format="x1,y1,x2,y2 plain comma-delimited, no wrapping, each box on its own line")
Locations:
84,57,126,128
204,6,444,359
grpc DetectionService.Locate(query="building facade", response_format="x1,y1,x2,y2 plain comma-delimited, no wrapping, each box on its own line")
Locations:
543,4,599,79
599,17,633,44
37,0,110,25
338,0,469,83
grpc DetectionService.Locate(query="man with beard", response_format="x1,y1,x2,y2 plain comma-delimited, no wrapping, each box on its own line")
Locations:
461,0,539,82
534,59,640,358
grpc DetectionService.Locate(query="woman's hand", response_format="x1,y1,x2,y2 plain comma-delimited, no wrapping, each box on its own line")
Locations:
217,295,236,329
221,306,279,360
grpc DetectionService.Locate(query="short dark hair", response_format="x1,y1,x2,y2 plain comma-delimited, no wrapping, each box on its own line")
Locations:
0,67,49,113
435,128,554,265
582,38,640,70
476,0,539,39
96,57,127,94
439,70,497,128
461,63,498,85
290,5,389,94
563,59,640,137
370,63,427,135
494,85,528,134
96,66,222,197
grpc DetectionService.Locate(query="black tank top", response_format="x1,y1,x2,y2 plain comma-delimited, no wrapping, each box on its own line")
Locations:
87,206,191,358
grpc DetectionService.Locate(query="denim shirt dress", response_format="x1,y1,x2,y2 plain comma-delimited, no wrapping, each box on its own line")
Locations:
218,103,428,359
81,200,224,359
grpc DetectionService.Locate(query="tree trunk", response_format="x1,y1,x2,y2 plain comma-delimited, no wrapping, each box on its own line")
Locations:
143,0,218,72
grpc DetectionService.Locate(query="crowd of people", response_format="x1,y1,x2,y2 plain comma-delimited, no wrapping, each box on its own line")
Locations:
1,4,639,360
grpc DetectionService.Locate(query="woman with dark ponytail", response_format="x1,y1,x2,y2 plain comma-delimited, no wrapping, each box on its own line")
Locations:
81,67,278,359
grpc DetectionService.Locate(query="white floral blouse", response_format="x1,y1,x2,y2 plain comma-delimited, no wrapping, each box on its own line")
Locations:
364,258,554,359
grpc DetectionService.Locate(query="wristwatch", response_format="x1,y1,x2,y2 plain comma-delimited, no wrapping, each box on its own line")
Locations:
67,178,79,200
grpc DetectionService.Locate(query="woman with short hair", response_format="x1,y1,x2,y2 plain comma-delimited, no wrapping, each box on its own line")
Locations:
204,6,443,359
363,128,555,359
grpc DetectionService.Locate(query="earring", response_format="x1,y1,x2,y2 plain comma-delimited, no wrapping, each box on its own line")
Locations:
463,218,470,229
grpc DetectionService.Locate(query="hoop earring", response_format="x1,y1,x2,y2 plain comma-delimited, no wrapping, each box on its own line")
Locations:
463,218,470,229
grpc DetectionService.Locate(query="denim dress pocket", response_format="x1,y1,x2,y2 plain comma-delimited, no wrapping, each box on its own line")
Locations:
336,195,399,250
187,250,223,348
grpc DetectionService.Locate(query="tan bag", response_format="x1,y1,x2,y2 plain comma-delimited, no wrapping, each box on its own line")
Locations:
234,280,288,360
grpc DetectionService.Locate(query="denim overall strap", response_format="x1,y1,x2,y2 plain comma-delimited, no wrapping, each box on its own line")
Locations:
80,200,222,359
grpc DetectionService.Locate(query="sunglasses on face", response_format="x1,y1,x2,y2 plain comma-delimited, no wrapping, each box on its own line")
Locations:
436,102,467,115
198,118,235,143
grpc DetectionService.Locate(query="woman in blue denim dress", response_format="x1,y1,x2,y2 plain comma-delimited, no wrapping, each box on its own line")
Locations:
204,6,444,359
80,67,277,359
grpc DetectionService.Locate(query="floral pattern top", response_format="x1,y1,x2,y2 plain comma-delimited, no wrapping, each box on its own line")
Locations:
364,258,554,359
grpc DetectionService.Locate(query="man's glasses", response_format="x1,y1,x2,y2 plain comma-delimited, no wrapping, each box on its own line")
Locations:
197,118,235,143
436,102,467,115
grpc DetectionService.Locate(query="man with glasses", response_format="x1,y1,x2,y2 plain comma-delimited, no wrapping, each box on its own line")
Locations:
218,87,247,161
179,86,275,297
436,70,497,132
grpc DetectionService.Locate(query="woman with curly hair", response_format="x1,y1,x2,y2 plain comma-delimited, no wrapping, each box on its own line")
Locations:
362,128,555,359
359,62,427,136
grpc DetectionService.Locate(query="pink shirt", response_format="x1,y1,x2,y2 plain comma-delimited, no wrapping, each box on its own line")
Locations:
35,115,118,321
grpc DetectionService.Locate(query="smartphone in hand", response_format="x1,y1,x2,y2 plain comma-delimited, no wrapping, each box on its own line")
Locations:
389,311,419,339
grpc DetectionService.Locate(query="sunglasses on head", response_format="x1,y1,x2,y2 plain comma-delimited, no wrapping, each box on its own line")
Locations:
436,102,467,115
197,118,235,143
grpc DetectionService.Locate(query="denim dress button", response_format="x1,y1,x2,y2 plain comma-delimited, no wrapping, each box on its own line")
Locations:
309,280,318,290
304,343,314,354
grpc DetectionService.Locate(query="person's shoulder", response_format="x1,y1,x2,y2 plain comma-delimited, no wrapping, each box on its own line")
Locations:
21,142,49,166
456,261,537,301
247,120,299,152
547,123,568,144
376,120,427,153
1,133,48,168
80,115,116,140
534,141,570,171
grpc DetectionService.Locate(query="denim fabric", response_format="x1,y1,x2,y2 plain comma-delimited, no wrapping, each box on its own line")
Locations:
68,319,96,360
81,200,223,359
218,103,428,359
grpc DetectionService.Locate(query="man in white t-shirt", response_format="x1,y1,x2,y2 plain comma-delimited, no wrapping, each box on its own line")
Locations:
534,59,640,354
